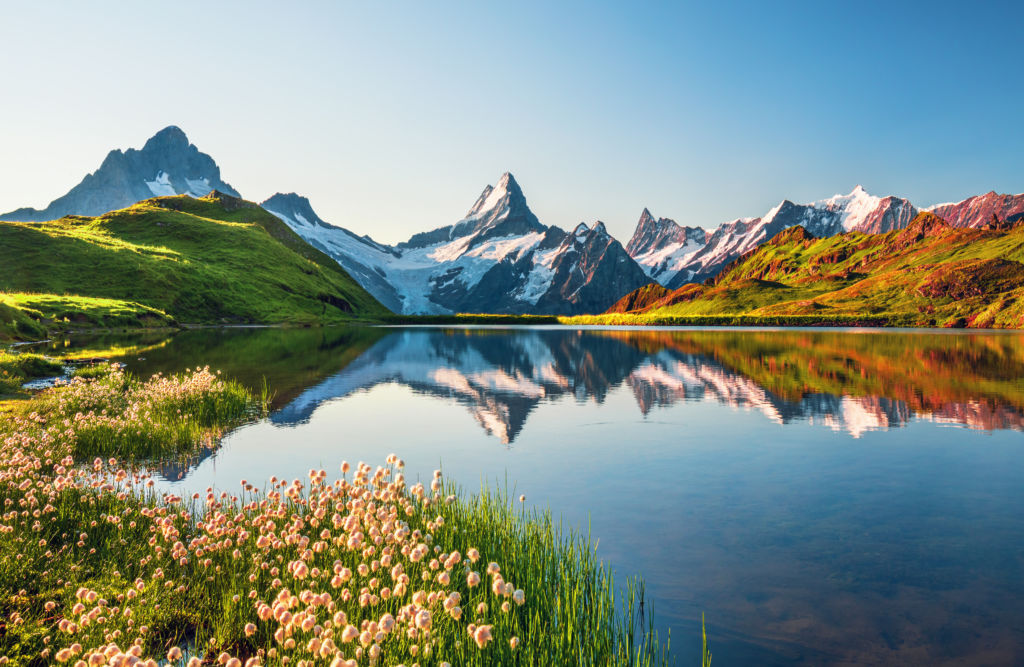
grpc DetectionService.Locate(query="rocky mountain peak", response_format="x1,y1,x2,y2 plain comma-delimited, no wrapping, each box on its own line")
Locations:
496,171,522,196
626,207,692,257
142,125,191,153
261,192,329,228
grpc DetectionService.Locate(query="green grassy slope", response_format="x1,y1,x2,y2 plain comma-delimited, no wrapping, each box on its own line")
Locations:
0,192,389,339
573,212,1024,328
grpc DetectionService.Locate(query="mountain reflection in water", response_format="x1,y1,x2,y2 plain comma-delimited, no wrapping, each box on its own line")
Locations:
270,327,1024,441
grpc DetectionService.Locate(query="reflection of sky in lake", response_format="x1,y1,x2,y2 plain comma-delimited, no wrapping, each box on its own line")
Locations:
96,326,1024,665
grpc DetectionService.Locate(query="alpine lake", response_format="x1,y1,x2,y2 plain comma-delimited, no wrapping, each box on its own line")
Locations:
30,325,1024,665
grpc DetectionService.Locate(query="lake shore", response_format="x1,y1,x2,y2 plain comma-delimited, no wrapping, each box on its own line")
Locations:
0,364,679,666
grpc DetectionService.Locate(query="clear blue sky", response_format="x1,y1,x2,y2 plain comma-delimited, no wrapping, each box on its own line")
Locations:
2,0,1021,243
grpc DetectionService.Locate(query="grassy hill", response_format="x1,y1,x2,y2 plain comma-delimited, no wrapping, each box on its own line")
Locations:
569,212,1024,328
0,192,389,339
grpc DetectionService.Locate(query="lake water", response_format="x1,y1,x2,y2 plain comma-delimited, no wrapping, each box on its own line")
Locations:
36,326,1024,665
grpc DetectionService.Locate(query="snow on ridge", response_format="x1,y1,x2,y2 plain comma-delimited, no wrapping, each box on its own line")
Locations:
474,182,507,218
515,246,560,305
145,171,176,197
813,185,882,231
185,177,212,198
633,239,704,280
760,201,784,225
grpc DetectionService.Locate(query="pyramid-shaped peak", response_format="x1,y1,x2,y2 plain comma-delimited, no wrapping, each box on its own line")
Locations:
592,221,609,236
496,171,521,193
464,172,527,220
142,126,191,153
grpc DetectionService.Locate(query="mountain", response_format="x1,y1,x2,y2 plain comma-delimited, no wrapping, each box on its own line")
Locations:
268,173,651,315
627,186,919,288
927,191,1024,228
0,126,239,222
598,211,1024,328
5,125,1021,318
626,209,709,284
0,191,388,338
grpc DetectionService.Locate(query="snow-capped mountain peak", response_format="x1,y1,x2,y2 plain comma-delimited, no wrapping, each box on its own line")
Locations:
761,200,787,225
268,173,649,316
627,207,712,283
463,171,521,220
814,185,883,231
574,222,590,236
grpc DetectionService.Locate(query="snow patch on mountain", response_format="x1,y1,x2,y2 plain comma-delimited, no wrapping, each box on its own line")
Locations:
515,247,560,305
185,177,213,198
145,171,176,197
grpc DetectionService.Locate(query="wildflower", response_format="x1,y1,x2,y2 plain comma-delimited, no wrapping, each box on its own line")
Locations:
473,625,493,649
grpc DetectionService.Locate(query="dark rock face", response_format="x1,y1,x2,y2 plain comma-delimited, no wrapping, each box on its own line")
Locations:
533,222,651,315
0,126,239,222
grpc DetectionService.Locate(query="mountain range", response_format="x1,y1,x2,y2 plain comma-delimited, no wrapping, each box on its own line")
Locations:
3,126,1022,316
600,211,1024,328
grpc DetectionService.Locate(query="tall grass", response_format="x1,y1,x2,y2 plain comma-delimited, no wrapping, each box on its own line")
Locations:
0,351,63,393
30,365,251,459
0,367,688,666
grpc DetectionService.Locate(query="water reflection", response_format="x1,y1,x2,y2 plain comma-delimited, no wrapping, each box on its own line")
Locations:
269,327,1024,441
